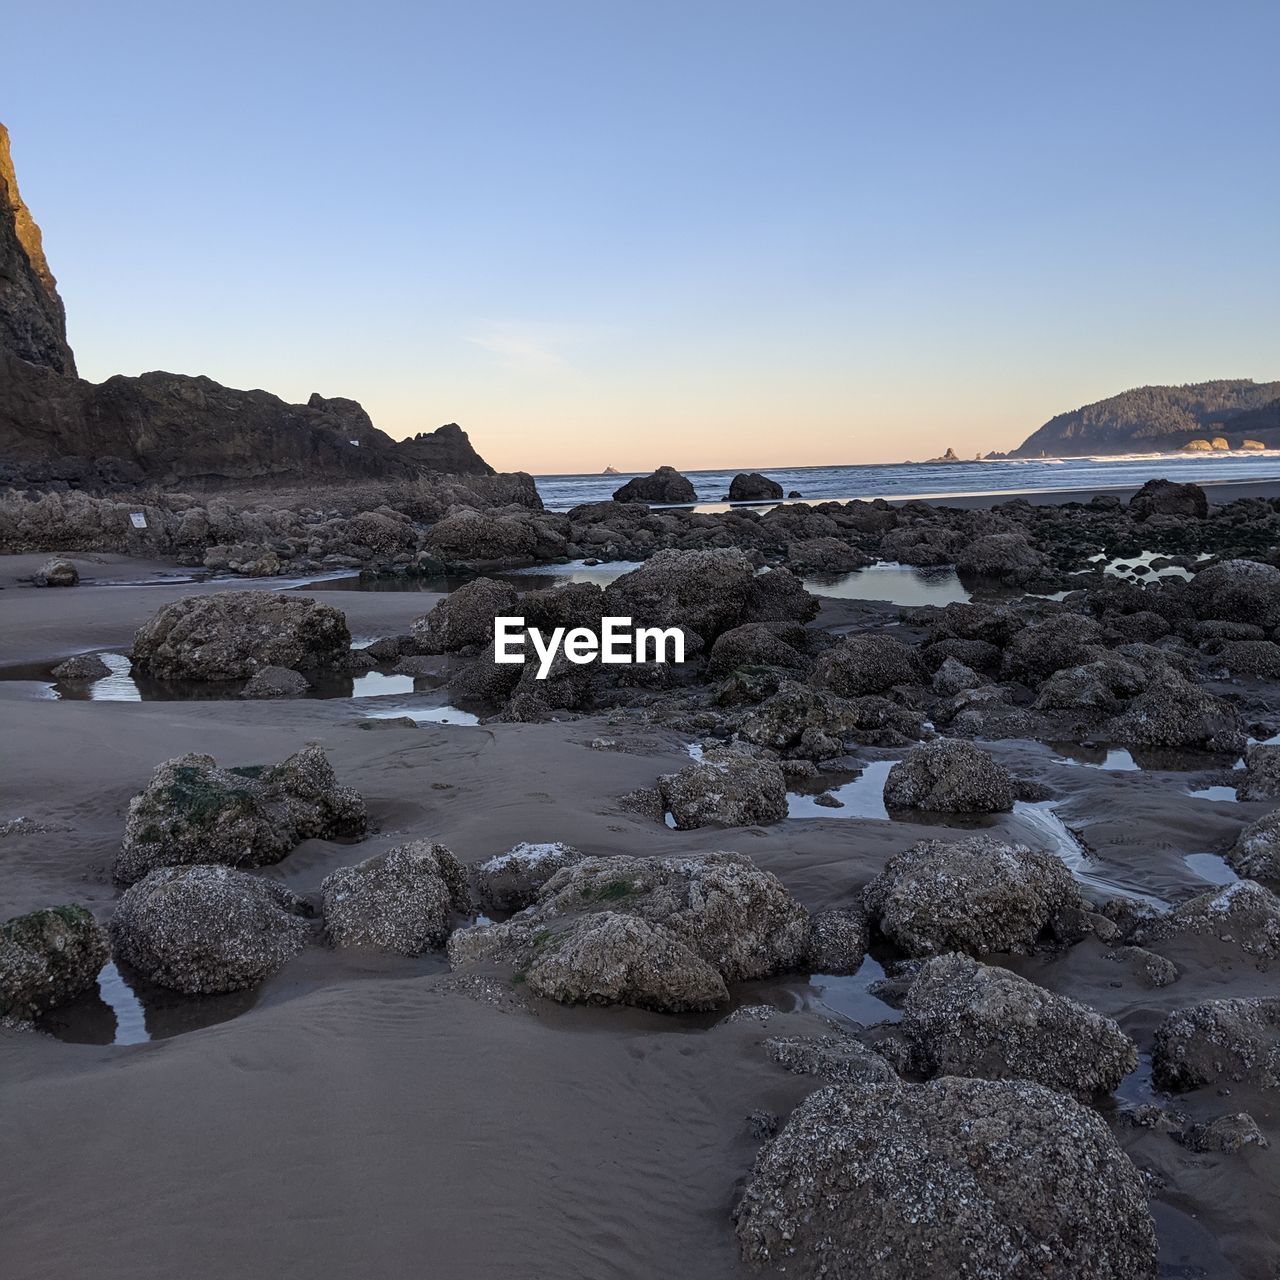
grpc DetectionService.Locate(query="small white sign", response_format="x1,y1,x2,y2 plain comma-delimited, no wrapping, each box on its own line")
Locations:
349,439,360,447
130,511,147,529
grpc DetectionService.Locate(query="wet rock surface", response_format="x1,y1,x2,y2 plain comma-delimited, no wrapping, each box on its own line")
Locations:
882,739,1016,813
658,748,787,829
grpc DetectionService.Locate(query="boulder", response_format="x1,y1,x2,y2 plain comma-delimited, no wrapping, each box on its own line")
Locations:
109,865,311,993
525,912,729,1012
658,748,787,829
424,508,536,563
805,907,869,975
449,852,810,995
707,623,806,676
1178,1112,1268,1153
131,591,350,681
239,665,310,699
863,834,1081,956
0,905,109,1019
32,556,78,586
1237,744,1280,801
1152,997,1280,1090
735,681,862,759
321,841,470,955
50,653,110,681
734,1077,1157,1280
114,746,367,884
603,548,755,641
1187,559,1280,628
931,655,982,696
899,954,1137,1099
1033,655,1147,712
882,739,1015,813
740,566,821,625
1106,671,1244,754
1128,478,1208,521
783,538,871,575
810,634,923,697
411,577,518,653
612,465,696,504
1214,640,1280,679
472,841,587,912
728,472,783,501
1000,614,1104,684
1227,812,1280,887
1135,880,1280,961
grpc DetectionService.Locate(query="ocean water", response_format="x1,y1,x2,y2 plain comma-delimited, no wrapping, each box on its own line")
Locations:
533,452,1280,511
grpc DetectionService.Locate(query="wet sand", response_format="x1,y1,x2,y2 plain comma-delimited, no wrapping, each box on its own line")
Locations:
1,553,1277,1279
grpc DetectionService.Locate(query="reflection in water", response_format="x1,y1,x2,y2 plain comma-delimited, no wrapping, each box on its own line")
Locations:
787,760,894,819
1052,746,1141,772
304,560,641,594
362,701,481,726
806,956,902,1025
802,562,971,606
38,961,259,1046
1185,784,1239,802
1183,852,1240,886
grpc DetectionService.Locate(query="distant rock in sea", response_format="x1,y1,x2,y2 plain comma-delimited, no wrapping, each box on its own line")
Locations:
613,465,696,504
728,472,783,501
1011,380,1280,458
926,448,963,463
0,122,497,490
602,465,620,475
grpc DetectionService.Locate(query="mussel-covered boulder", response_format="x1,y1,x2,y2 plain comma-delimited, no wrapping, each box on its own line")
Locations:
1152,996,1280,1091
863,834,1081,956
1106,671,1244,754
131,591,350,681
114,746,367,884
897,954,1137,1099
524,912,729,1012
1236,744,1280,801
411,577,518,653
448,852,810,1009
0,905,109,1019
603,548,755,642
882,739,1015,813
423,508,537,563
707,623,806,677
1135,880,1280,961
658,748,787,829
471,841,587,912
805,906,869,975
51,653,111,681
810,634,923,697
1187,559,1280,629
321,841,470,955
734,1077,1157,1279
109,865,312,993
1228,812,1280,887
735,681,861,759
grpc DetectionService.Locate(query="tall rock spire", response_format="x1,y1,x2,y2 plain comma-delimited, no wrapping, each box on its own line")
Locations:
0,123,77,375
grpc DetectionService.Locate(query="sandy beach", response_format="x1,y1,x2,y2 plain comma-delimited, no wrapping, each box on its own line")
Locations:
2,540,1278,1280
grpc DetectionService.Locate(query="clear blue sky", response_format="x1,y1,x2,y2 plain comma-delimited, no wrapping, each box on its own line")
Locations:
6,0,1278,471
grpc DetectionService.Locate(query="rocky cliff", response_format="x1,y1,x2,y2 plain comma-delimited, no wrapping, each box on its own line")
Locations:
1012,380,1280,457
0,125,76,375
0,125,495,489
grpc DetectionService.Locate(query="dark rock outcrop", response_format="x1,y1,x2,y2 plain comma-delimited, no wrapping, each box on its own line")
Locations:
0,124,76,375
0,905,108,1019
728,472,783,501
612,466,696,504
